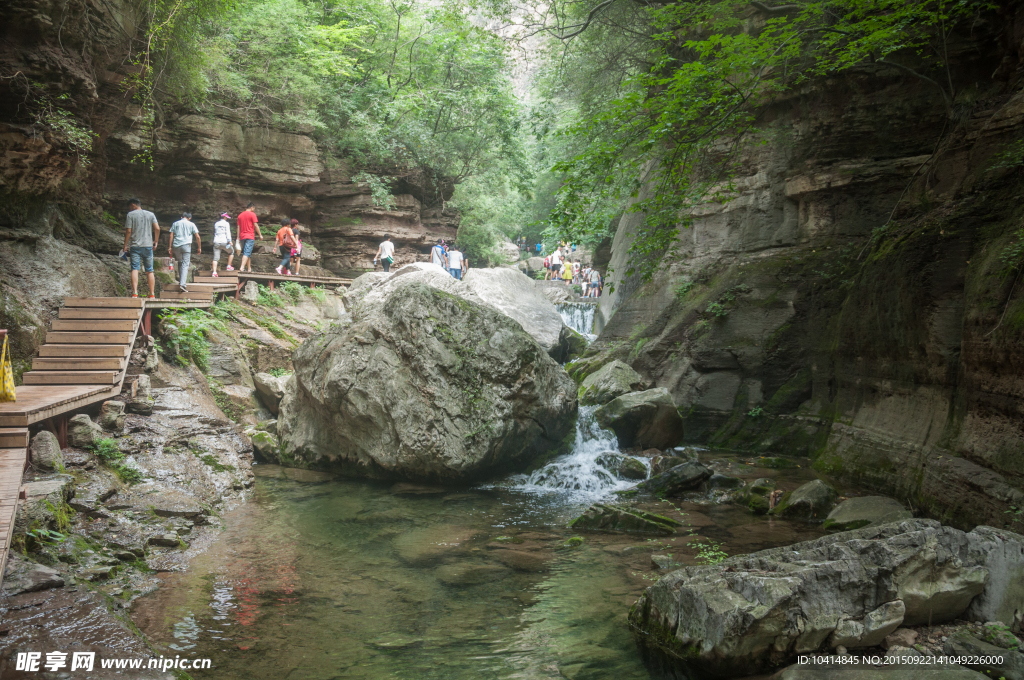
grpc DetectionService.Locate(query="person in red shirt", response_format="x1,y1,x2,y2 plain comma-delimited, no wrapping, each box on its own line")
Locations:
236,202,263,272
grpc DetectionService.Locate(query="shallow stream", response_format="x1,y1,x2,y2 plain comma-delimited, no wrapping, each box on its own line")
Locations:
133,450,827,679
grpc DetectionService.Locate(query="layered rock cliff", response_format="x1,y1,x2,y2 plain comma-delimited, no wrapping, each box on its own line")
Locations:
0,0,456,283
579,5,1024,530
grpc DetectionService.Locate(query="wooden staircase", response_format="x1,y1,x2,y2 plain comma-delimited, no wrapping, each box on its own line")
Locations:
20,298,142,387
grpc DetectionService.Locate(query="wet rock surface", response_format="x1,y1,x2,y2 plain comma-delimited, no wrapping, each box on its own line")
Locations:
595,388,685,449
578,359,648,406
825,496,913,530
569,504,682,534
772,479,839,519
638,461,713,496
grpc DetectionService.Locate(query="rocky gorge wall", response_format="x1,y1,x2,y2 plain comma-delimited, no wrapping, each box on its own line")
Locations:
579,3,1024,530
0,0,456,290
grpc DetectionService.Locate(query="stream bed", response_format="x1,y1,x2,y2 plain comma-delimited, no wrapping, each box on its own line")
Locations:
132,449,828,679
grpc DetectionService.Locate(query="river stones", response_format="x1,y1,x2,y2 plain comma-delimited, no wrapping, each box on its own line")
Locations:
594,388,685,449
278,282,577,482
824,496,913,530
435,563,510,587
638,462,713,496
569,504,682,534
578,360,648,406
944,630,1024,679
771,479,838,519
629,520,1024,679
394,525,481,566
1,554,65,595
736,477,775,514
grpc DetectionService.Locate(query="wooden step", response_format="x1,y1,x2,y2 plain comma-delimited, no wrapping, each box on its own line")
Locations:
32,357,126,371
0,428,29,448
22,371,118,385
51,319,138,332
63,297,145,309
157,290,213,301
59,308,142,320
45,331,133,344
194,276,239,284
38,344,129,358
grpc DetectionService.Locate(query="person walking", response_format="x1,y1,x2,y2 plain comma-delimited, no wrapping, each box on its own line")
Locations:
549,245,563,281
168,212,201,293
447,244,465,280
275,218,297,275
431,238,448,269
561,259,573,285
536,242,542,255
289,220,303,276
122,198,160,298
237,202,262,273
212,212,234,277
589,268,602,297
374,234,395,272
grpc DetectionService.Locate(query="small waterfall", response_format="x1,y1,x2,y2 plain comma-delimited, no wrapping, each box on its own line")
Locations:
557,302,597,340
507,406,647,503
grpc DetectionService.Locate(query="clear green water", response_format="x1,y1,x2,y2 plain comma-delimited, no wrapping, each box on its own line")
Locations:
133,457,826,679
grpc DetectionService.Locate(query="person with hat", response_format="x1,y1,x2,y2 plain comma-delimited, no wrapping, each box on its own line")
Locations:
212,212,234,277
168,211,201,293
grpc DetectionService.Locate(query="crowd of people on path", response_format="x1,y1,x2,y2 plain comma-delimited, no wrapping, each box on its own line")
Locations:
375,236,468,279
121,198,307,298
541,244,602,297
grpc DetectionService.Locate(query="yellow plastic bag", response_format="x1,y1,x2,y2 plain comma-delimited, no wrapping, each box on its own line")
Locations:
0,335,16,402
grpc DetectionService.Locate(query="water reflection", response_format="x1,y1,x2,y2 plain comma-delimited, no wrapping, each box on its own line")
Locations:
133,457,826,679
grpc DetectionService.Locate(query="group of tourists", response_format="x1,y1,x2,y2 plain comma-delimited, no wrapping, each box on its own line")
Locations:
541,245,602,296
374,236,468,279
122,198,306,298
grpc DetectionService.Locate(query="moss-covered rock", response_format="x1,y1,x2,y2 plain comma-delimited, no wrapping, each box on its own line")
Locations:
578,359,647,405
568,504,682,534
771,479,838,520
823,496,912,531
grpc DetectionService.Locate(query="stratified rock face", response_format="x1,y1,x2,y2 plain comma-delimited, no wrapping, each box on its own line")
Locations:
278,282,578,481
629,521,1024,679
595,388,685,449
579,360,648,406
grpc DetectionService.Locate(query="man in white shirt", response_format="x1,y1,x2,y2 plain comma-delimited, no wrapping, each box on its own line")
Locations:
374,234,396,272
549,246,563,278
447,245,465,280
431,238,448,269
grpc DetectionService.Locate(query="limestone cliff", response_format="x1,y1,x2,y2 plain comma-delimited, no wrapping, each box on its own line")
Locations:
0,0,456,284
580,5,1024,530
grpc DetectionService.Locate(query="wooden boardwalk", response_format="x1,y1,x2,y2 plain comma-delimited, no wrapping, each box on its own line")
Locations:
0,298,142,588
237,271,352,289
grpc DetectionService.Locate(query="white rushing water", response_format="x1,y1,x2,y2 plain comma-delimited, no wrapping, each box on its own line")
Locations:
557,301,597,341
506,406,648,504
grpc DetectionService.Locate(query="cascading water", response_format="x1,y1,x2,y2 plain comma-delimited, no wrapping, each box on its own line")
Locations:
556,301,597,341
507,406,648,503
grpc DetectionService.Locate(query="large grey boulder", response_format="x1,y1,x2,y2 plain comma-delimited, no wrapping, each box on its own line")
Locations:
461,267,569,359
2,554,65,595
595,388,684,449
254,372,290,415
278,282,578,482
67,414,102,448
824,496,912,530
944,630,1024,680
579,360,648,405
772,479,839,519
639,461,713,496
629,520,1024,679
240,280,259,303
29,431,63,471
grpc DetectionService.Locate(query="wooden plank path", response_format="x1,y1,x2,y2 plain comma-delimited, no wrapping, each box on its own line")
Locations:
236,271,352,290
0,299,143,588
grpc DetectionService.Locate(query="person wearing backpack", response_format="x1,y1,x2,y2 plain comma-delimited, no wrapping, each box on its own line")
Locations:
275,218,297,275
430,239,448,269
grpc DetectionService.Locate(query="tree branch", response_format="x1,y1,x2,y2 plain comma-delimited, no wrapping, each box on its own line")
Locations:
875,58,952,110
749,1,802,15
